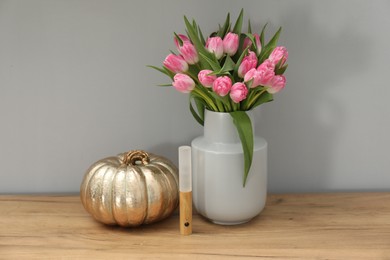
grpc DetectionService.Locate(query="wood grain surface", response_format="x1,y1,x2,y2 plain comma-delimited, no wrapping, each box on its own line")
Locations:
180,191,192,236
1,193,389,259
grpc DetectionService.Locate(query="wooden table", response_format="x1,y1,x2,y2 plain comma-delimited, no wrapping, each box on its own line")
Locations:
1,193,389,259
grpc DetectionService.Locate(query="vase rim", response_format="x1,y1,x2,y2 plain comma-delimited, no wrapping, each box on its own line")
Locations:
205,109,253,114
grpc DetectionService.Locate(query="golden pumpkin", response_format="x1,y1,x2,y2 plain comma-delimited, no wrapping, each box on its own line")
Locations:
80,150,179,227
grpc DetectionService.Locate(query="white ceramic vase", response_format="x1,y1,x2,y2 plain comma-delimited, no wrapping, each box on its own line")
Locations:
191,110,267,225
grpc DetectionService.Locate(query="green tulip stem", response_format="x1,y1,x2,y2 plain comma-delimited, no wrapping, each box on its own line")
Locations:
193,88,218,111
215,99,225,112
246,89,267,109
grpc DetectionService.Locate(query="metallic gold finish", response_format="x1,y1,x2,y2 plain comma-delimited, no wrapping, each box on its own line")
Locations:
123,150,150,166
80,150,179,227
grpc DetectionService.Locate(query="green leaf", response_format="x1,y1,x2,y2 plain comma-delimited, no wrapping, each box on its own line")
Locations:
244,33,259,55
157,83,172,87
184,16,215,70
275,64,288,75
259,23,268,49
233,47,249,79
232,33,247,62
265,27,282,50
258,47,272,64
209,55,235,76
192,19,198,36
240,82,254,110
248,19,252,34
198,25,206,45
187,65,201,80
258,26,282,62
220,55,235,72
174,32,183,46
148,65,167,74
195,97,205,122
184,16,200,46
210,92,229,105
199,52,222,71
217,13,231,38
209,91,225,102
230,111,254,187
147,65,174,79
209,92,231,111
249,91,274,110
189,93,205,125
232,8,244,35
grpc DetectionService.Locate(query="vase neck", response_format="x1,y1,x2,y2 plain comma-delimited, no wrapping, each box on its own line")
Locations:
204,110,254,143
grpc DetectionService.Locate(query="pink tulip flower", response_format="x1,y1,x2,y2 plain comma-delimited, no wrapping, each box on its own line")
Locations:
257,68,275,86
174,34,191,49
238,51,258,78
212,76,232,96
243,33,261,55
255,59,276,86
244,68,262,88
163,54,188,73
198,70,217,88
179,42,199,64
230,82,248,103
257,59,275,71
269,46,288,66
206,36,224,59
244,66,275,88
223,32,239,56
172,73,195,93
267,75,286,94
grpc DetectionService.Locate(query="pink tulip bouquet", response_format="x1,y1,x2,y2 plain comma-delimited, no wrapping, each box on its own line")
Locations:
150,9,288,186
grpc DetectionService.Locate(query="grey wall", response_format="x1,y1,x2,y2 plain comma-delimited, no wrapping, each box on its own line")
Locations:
1,0,389,193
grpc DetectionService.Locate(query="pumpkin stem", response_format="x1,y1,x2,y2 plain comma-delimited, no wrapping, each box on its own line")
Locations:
123,150,150,166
